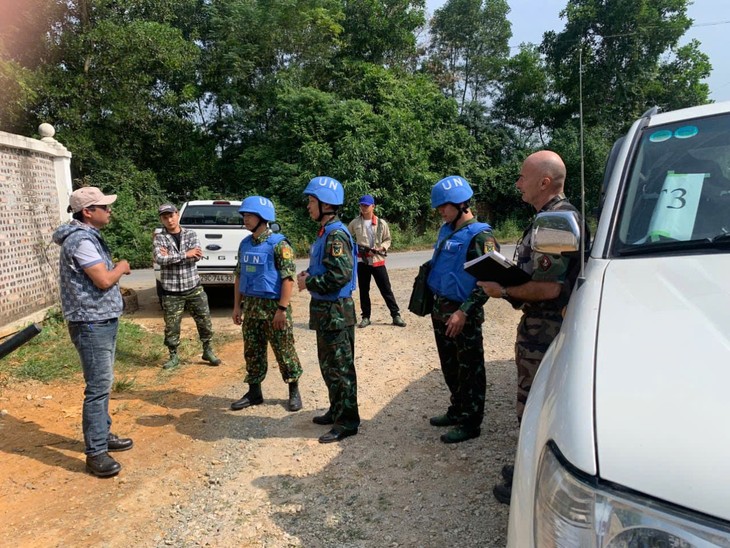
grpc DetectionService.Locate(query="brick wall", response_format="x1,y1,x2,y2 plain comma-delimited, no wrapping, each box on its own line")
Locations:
0,127,72,332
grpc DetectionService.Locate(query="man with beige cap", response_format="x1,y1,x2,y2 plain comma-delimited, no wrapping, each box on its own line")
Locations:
53,186,134,478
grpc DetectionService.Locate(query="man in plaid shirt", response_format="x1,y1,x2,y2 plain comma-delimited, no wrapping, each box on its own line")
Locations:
153,204,221,369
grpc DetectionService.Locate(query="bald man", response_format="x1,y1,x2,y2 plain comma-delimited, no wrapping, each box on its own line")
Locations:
479,150,588,504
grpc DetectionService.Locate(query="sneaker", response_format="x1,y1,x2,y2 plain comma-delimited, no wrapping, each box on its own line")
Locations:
392,315,406,327
429,414,458,427
440,426,481,444
493,482,512,505
162,353,179,370
357,318,371,328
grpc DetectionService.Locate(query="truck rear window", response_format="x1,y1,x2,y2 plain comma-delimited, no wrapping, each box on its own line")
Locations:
180,205,242,226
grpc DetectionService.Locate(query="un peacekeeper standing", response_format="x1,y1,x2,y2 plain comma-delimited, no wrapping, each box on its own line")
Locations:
230,196,303,412
297,176,360,444
52,186,134,477
347,194,406,328
478,150,587,504
153,203,221,370
427,176,498,444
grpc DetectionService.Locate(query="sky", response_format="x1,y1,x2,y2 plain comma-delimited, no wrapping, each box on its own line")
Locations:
426,0,730,103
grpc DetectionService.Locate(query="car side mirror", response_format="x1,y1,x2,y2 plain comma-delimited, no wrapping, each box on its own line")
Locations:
532,211,580,255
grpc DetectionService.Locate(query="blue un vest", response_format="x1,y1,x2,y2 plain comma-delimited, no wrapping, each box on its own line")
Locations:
238,233,287,300
307,221,357,302
427,222,492,302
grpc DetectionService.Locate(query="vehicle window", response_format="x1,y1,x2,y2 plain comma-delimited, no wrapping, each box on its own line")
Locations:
615,113,730,255
180,205,242,226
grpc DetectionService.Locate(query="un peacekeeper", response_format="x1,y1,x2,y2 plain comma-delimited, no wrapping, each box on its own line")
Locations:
427,176,498,444
153,203,221,369
478,150,588,504
296,176,360,444
230,196,303,412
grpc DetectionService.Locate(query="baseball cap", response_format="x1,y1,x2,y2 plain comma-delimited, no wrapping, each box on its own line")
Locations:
359,195,375,206
68,187,117,213
158,203,178,215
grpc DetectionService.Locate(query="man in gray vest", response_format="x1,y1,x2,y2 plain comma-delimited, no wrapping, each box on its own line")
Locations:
53,187,134,478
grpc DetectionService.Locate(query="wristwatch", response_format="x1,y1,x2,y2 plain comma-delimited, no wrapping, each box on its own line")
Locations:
500,286,509,299
277,304,287,311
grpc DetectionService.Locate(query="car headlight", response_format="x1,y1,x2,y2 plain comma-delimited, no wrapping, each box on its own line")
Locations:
535,442,730,547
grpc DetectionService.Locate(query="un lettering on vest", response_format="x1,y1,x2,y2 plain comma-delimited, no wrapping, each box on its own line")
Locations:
443,240,463,252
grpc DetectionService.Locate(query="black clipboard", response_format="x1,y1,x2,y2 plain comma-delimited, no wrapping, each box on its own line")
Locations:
463,251,530,287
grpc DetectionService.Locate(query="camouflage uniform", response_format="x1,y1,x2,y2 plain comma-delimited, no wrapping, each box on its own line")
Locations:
162,286,214,351
430,221,497,431
513,194,585,420
306,219,360,432
236,229,302,384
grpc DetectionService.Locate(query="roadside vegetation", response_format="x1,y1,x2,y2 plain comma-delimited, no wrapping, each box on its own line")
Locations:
0,309,234,387
1,0,710,268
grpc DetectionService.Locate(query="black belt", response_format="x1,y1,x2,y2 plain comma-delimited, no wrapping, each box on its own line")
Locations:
69,318,119,325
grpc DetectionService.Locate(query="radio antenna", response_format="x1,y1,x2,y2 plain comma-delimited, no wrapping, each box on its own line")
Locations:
578,42,586,282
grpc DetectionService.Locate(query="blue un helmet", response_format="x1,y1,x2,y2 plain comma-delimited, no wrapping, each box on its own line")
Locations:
239,196,276,222
303,176,344,206
431,176,474,208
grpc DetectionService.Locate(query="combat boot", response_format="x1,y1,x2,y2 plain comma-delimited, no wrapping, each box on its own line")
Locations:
287,382,302,412
201,344,221,366
162,351,179,370
230,384,264,410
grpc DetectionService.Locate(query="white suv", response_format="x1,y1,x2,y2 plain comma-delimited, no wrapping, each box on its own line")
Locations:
154,200,250,289
508,102,730,546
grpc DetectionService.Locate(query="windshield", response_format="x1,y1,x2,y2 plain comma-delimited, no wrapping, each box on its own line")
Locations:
179,204,243,226
614,113,730,256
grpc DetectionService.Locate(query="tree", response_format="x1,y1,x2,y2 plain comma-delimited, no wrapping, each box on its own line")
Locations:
542,0,709,132
339,0,426,67
426,0,511,111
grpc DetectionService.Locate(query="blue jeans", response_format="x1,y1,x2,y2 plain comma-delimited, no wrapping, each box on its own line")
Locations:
68,318,118,456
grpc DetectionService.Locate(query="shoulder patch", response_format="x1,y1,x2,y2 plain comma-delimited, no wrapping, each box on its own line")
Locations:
330,241,344,257
281,246,293,260
539,254,552,271
485,239,496,254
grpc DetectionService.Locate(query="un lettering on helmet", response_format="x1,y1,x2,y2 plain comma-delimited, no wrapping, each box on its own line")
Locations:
431,176,474,208
303,176,344,206
239,195,276,222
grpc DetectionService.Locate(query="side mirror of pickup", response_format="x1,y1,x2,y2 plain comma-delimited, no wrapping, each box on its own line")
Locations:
532,211,581,255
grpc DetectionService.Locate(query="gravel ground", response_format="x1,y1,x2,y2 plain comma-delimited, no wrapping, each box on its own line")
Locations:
0,267,522,547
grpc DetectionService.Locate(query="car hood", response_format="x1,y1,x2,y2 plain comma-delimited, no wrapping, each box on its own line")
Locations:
595,253,730,521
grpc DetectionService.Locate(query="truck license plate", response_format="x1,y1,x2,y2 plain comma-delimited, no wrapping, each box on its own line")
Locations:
200,273,234,284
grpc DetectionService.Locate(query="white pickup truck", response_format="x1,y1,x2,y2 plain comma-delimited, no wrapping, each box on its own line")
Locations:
154,200,250,290
508,102,730,546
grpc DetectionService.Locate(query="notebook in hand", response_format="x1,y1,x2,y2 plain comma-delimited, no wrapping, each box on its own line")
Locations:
463,250,531,286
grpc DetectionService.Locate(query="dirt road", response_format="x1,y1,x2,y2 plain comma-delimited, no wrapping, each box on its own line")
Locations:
0,268,522,547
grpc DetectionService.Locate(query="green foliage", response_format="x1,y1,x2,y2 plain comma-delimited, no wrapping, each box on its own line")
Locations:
427,0,512,108
0,0,714,249
0,315,164,384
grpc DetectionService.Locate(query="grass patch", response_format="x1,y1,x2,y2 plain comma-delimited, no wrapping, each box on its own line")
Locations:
112,377,137,392
0,309,165,385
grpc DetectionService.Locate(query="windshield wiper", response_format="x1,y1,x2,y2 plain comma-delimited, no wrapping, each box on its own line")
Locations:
618,234,730,256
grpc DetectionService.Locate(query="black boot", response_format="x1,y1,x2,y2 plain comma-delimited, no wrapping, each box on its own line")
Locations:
288,382,302,412
230,384,263,410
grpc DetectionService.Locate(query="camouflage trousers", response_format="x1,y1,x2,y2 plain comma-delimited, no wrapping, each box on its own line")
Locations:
161,287,214,351
431,315,486,430
242,315,302,385
515,313,563,421
316,327,360,431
